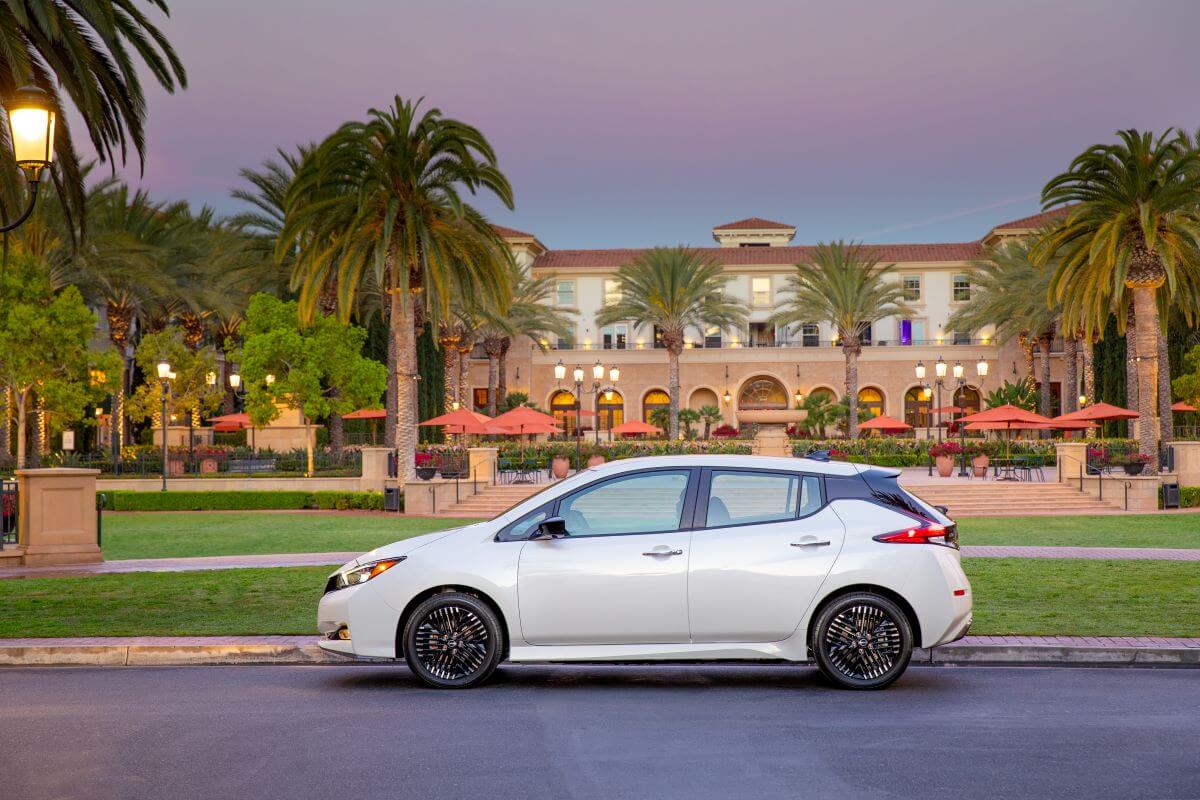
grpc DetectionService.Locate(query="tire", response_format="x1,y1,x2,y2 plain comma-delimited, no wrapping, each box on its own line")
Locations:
811,592,913,690
402,592,504,689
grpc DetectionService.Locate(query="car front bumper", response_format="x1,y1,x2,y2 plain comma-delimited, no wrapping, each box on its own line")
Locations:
316,581,401,660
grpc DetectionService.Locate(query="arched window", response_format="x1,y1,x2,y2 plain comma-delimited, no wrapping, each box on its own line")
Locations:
689,388,719,411
738,376,788,410
857,387,884,419
550,390,578,436
904,386,931,428
598,389,624,432
954,385,982,415
642,389,670,424
808,387,836,404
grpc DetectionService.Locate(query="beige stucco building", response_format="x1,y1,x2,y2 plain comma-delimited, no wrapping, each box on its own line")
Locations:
469,209,1071,435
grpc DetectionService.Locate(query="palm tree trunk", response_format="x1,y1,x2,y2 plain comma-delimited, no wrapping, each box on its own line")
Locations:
1063,335,1079,414
384,303,397,449
1038,333,1054,418
328,391,344,457
486,355,499,416
14,391,26,469
1,388,10,459
497,339,510,410
441,338,458,409
844,345,859,440
1018,333,1035,378
1125,303,1138,439
667,347,681,440
457,346,470,409
1158,325,1173,447
1082,335,1096,439
391,281,417,481
1132,286,1159,469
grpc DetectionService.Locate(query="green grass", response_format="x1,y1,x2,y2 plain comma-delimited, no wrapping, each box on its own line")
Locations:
101,513,474,560
1,558,1195,639
957,514,1200,549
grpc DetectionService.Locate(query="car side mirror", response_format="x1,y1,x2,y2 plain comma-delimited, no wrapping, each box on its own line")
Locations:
530,516,568,540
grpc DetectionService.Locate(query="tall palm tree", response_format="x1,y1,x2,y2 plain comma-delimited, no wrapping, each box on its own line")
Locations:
1039,129,1200,466
769,241,911,439
282,97,513,480
488,263,573,415
0,1,186,229
947,236,1060,416
598,247,747,439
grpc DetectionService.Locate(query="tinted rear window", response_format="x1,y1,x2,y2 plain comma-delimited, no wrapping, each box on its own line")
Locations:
825,469,929,519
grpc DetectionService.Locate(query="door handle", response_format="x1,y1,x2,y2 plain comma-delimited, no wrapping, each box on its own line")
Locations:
642,549,683,557
790,540,831,548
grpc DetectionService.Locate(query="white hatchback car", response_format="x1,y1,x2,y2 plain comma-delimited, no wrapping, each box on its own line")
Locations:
318,454,972,690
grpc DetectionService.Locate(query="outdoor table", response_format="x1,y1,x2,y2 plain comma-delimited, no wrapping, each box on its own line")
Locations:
991,457,1022,481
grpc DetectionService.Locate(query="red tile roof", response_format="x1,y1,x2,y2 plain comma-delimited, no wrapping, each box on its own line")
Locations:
712,216,795,231
534,242,983,270
492,224,538,239
990,206,1074,231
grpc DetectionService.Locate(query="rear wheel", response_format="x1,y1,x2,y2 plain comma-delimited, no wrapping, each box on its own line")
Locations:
812,592,913,690
403,592,504,689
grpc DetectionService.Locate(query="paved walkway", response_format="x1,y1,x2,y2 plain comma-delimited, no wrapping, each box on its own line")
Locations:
2,543,1197,579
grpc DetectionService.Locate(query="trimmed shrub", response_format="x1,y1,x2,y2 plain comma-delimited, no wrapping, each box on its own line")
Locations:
101,490,388,512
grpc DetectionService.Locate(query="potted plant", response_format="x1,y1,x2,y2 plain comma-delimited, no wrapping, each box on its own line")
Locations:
929,442,961,477
968,444,990,478
551,454,571,480
415,452,438,481
587,453,606,468
1121,453,1151,476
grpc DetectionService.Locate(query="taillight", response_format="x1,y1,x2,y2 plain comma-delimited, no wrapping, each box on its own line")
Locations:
873,520,958,549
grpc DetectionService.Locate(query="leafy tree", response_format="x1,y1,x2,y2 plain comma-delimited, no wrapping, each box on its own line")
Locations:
1038,129,1200,468
125,327,223,445
597,247,747,439
698,404,722,439
233,294,387,476
283,97,514,480
769,241,911,439
1172,344,1200,410
0,255,116,466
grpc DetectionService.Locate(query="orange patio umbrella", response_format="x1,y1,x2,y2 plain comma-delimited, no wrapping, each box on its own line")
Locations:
490,406,562,434
1057,402,1138,422
342,408,386,420
611,420,662,436
857,414,912,433
959,405,1053,473
418,408,511,435
208,412,250,432
1171,401,1197,413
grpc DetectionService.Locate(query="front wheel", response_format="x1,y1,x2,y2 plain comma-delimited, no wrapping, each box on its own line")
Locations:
812,592,913,690
403,592,504,689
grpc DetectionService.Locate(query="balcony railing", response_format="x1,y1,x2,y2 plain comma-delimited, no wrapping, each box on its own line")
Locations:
539,337,997,352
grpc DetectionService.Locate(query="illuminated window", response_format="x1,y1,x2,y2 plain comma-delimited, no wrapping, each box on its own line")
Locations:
751,277,772,306
603,279,622,306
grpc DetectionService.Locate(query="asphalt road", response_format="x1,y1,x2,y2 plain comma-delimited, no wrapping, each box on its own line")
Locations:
2,664,1197,800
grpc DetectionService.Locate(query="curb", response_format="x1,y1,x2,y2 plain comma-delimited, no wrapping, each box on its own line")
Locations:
1,642,1198,668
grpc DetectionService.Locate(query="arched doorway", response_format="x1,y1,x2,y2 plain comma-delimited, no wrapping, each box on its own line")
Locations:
904,386,931,428
857,387,884,418
598,389,624,434
642,389,670,426
738,376,788,410
954,385,982,415
550,390,578,436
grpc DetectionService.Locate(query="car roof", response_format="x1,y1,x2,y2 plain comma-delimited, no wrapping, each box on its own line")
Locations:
581,454,866,478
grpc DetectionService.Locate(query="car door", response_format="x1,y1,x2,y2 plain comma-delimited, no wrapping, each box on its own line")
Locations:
517,468,697,645
687,469,845,642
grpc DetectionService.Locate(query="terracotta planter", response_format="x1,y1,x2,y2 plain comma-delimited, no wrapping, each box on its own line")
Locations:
935,455,954,477
587,454,606,468
199,457,219,474
551,455,570,480
971,455,989,478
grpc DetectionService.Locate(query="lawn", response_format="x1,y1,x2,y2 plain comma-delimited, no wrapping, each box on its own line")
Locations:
100,513,475,560
1,558,1195,638
956,514,1200,549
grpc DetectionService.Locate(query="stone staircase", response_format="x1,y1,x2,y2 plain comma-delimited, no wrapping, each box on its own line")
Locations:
437,482,549,518
903,482,1125,517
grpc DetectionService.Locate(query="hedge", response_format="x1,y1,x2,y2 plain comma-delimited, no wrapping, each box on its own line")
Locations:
101,490,388,512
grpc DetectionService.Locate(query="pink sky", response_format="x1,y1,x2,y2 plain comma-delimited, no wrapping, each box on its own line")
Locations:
85,0,1200,247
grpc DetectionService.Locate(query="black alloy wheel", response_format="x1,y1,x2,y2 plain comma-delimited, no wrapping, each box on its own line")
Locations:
812,592,913,690
403,592,504,689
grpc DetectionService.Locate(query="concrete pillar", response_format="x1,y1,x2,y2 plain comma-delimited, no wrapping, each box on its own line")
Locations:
468,447,499,483
360,447,393,493
1055,442,1089,486
16,468,103,566
1168,441,1200,487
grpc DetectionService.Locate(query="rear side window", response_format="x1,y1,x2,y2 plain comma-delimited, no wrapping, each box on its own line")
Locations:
705,471,823,527
826,469,928,519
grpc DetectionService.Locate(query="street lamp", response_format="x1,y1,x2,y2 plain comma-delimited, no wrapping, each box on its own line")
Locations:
157,360,172,492
1,84,56,234
557,362,620,464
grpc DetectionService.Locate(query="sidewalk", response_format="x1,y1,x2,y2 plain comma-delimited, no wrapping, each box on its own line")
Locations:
0,635,1196,668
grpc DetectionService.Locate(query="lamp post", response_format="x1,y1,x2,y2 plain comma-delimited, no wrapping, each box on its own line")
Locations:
555,359,619,469
157,360,173,491
0,84,56,234
918,356,989,477
229,371,257,454
922,383,933,475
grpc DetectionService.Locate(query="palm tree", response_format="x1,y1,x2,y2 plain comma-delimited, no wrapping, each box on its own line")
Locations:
1039,129,1200,467
597,247,747,439
0,1,186,228
492,264,573,414
769,241,911,439
283,97,513,480
947,236,1060,416
698,404,722,439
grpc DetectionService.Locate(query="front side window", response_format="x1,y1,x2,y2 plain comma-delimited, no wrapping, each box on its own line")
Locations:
497,506,550,541
603,279,622,306
953,275,971,302
556,280,575,306
705,471,821,527
559,470,691,537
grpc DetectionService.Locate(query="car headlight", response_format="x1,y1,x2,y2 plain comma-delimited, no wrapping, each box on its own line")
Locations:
327,557,406,593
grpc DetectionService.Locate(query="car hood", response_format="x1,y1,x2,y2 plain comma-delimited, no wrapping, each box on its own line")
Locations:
348,523,485,567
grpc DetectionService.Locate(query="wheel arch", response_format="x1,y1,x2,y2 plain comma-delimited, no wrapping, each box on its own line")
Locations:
395,585,512,661
805,583,922,654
